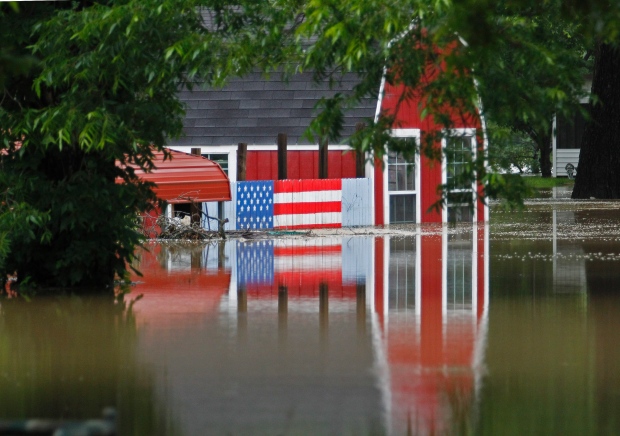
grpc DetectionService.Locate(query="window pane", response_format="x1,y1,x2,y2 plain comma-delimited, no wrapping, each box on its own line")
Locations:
447,206,473,223
387,151,415,192
390,194,416,223
389,237,416,310
388,160,397,191
445,136,473,220
447,233,473,310
203,153,229,175
446,137,472,191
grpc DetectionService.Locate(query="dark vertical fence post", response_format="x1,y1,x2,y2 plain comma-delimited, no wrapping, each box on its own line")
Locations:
237,284,247,341
277,133,287,180
237,142,247,182
355,122,366,178
356,282,366,335
238,286,247,313
319,282,329,339
218,241,225,268
278,285,288,345
318,138,328,179
191,248,201,269
189,148,202,224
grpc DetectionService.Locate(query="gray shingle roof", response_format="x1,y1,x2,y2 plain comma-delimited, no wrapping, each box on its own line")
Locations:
169,72,379,147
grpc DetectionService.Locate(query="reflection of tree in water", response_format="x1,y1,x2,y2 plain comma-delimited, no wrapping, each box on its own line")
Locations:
574,209,620,434
587,291,620,434
0,295,180,435
486,208,620,434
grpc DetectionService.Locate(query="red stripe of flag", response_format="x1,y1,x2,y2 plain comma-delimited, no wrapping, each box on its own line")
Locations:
273,201,341,215
274,179,342,193
274,245,342,256
276,223,342,230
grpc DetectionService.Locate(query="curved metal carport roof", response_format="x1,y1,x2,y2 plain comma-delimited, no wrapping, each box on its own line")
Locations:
130,148,231,203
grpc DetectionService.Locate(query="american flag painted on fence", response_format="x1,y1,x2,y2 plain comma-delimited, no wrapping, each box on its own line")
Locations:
273,179,342,229
233,179,371,230
236,181,274,230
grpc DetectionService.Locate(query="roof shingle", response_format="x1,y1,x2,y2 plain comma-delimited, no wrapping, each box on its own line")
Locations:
169,73,378,147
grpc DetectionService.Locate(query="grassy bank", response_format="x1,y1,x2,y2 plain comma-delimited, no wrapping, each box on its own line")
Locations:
521,176,574,189
494,174,574,201
500,174,575,189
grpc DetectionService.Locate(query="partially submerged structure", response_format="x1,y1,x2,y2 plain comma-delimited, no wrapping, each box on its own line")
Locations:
132,225,489,434
127,148,231,234
169,70,488,228
131,149,231,205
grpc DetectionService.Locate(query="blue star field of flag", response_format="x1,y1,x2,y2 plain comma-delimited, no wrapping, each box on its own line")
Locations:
236,240,274,286
236,181,274,230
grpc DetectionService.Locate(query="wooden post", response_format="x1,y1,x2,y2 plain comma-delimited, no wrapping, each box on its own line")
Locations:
318,138,328,179
191,247,201,269
355,122,366,178
277,133,287,180
218,240,225,269
237,285,247,341
189,148,202,224
278,285,288,345
319,282,329,338
238,285,247,313
356,282,366,335
190,202,201,225
237,142,247,181
278,285,288,316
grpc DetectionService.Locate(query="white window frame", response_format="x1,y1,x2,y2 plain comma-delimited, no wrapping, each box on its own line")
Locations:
384,129,421,224
441,129,477,223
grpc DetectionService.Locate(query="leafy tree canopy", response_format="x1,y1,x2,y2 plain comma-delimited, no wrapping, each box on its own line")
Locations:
0,0,613,291
287,0,593,202
0,0,296,291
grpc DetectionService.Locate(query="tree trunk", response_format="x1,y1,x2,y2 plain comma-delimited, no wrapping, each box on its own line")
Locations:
538,131,552,178
573,42,620,198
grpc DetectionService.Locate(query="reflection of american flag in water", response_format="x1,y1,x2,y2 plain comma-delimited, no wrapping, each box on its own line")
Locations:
236,240,274,285
236,238,360,298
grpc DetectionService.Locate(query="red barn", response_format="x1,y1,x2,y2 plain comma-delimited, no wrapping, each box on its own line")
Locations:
169,70,486,225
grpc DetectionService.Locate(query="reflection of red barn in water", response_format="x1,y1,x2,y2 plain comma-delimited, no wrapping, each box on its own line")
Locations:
233,228,489,434
131,227,488,434
373,227,489,435
130,243,231,320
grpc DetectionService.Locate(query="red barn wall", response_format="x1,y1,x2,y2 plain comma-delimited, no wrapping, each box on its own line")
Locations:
374,157,385,226
379,76,484,223
245,150,357,181
419,151,443,223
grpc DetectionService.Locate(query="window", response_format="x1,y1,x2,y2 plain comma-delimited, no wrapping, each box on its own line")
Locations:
445,136,474,222
173,203,191,218
390,195,416,223
173,203,201,224
389,237,416,311
387,142,417,224
446,233,473,311
388,151,415,192
202,153,228,175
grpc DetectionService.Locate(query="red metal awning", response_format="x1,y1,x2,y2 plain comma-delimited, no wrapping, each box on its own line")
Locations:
129,149,231,203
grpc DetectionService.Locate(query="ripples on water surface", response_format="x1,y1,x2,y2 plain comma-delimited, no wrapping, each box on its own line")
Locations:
1,188,620,435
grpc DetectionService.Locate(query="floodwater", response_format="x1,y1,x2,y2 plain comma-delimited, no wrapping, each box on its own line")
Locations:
2,187,620,435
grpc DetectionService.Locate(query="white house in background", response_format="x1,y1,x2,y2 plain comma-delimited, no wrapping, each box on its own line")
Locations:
553,76,592,177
